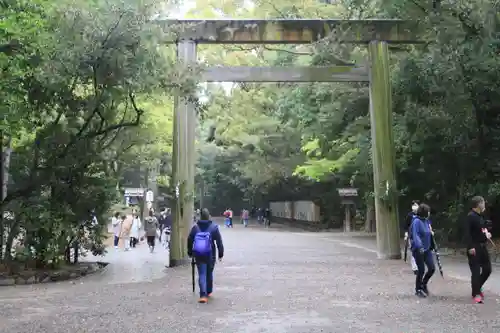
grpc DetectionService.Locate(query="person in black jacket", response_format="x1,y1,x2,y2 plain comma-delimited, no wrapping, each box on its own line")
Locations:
404,200,420,275
158,208,171,242
264,208,271,227
465,196,492,304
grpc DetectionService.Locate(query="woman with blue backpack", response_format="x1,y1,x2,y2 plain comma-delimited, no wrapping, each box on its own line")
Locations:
187,208,224,303
410,203,436,298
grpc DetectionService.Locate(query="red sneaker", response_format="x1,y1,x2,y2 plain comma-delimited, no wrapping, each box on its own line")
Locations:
473,296,483,304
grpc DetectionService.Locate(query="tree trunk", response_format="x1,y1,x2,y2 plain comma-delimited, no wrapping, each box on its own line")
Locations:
73,241,79,264
1,137,12,260
4,221,20,261
1,137,11,201
364,199,376,233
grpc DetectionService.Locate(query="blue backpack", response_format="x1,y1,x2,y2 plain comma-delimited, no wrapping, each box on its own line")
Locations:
192,224,215,257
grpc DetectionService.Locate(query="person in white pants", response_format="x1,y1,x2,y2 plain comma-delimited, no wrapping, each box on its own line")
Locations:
405,201,420,275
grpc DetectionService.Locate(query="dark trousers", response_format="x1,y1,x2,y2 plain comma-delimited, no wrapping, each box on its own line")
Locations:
229,217,233,226
113,235,119,247
196,259,215,297
158,225,164,242
147,236,156,247
468,244,492,297
130,237,138,248
413,249,435,292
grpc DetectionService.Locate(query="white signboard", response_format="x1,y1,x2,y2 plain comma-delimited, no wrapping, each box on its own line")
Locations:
124,188,144,197
337,188,358,197
146,190,154,202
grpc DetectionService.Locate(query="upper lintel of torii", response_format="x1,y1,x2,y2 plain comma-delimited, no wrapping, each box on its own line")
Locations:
157,19,422,44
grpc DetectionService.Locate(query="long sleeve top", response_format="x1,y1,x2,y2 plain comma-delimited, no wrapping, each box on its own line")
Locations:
464,211,487,250
410,216,432,251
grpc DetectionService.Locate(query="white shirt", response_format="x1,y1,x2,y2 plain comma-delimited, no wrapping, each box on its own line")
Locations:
112,217,121,236
130,217,142,238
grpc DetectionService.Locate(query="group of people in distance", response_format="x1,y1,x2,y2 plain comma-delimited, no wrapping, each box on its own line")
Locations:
404,196,492,304
111,209,143,251
111,208,172,253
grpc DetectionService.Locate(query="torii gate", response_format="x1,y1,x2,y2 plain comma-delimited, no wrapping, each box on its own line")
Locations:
163,19,421,265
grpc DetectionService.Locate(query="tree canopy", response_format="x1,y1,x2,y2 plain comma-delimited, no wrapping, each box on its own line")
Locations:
0,0,191,267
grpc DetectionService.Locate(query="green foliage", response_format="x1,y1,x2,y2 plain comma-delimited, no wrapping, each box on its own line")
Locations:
1,0,188,266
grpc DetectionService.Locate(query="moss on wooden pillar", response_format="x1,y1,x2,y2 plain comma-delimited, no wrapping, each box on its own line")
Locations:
368,41,401,260
169,40,197,267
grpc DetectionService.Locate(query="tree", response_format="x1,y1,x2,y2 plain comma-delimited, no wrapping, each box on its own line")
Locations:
1,0,192,266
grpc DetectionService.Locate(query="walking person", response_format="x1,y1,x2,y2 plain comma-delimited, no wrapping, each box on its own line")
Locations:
224,215,231,228
130,209,142,248
120,214,133,251
144,209,159,253
404,200,420,275
158,208,172,247
223,209,232,228
410,203,435,298
257,208,263,224
228,208,233,227
111,212,121,249
187,208,224,304
465,196,492,304
242,209,249,227
158,208,170,242
264,208,271,227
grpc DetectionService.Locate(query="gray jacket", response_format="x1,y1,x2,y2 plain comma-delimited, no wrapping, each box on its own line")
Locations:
144,216,159,237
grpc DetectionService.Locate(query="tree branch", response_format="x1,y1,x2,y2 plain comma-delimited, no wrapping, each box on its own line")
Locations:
0,40,22,55
263,45,313,56
2,92,144,205
86,92,143,139
257,0,289,19
408,0,428,14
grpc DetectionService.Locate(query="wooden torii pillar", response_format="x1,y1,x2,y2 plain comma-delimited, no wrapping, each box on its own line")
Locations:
161,19,422,265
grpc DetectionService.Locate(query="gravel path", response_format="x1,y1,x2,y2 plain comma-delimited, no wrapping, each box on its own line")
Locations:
1,219,500,333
